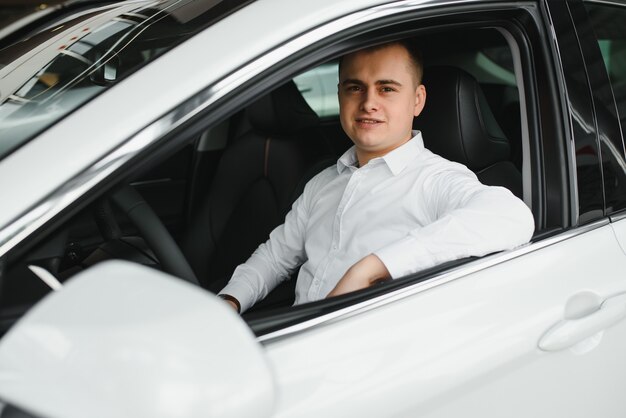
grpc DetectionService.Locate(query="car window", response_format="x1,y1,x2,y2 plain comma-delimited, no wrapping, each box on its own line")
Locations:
580,1,626,216
0,0,250,161
293,61,340,118
584,2,626,135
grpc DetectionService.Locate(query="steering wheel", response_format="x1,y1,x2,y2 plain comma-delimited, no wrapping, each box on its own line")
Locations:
104,185,200,286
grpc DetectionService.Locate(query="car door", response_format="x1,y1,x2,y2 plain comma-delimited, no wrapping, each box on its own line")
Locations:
264,224,626,418
258,2,626,417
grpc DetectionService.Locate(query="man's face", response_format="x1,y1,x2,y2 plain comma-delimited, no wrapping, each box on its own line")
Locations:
338,44,426,158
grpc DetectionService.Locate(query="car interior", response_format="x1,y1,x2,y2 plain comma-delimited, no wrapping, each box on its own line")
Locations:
0,26,536,336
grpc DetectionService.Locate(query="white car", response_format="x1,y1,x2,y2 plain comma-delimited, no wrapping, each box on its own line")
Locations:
0,0,626,417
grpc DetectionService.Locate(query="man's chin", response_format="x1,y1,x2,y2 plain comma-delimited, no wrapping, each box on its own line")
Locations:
352,140,381,151
350,131,413,155
351,129,387,146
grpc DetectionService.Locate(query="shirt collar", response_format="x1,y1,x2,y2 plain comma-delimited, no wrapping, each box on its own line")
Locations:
336,130,424,175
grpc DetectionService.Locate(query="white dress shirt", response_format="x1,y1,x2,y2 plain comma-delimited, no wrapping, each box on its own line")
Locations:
220,131,534,312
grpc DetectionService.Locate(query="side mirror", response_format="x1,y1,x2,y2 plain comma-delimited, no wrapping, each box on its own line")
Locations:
0,261,275,418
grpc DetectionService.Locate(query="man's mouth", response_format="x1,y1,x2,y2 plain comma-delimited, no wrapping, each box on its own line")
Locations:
356,118,384,125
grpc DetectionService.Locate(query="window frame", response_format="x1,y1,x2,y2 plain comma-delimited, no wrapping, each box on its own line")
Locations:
244,4,568,338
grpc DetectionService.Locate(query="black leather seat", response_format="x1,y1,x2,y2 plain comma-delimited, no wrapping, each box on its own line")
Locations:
415,66,523,198
183,81,333,295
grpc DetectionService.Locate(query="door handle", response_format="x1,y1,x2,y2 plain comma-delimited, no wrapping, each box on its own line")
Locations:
538,293,626,351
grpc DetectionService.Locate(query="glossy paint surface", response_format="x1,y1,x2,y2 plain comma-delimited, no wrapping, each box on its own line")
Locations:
265,224,626,417
0,262,275,418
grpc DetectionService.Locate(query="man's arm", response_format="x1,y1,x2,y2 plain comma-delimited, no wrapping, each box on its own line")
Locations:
328,168,534,297
327,254,390,298
375,170,534,279
218,201,308,312
218,171,325,313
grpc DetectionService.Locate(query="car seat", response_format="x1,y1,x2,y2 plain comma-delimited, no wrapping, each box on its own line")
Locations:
182,81,334,298
415,66,523,198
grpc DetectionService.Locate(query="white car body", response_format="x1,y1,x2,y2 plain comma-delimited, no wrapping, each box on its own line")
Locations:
1,0,626,417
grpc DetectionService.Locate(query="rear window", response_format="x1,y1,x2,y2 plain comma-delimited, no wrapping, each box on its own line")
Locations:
0,0,251,161
584,1,626,133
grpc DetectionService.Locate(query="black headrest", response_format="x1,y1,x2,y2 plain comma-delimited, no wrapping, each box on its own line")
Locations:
246,80,320,136
415,66,510,171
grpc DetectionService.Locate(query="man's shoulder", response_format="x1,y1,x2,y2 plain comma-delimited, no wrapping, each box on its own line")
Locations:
308,163,338,185
413,147,476,178
299,162,338,196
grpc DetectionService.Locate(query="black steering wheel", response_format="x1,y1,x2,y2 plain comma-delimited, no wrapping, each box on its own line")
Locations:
105,185,200,286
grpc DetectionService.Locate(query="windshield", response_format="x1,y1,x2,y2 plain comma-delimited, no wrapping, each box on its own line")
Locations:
0,0,250,161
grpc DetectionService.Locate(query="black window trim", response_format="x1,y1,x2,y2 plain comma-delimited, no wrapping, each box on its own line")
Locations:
543,0,607,225
578,0,626,218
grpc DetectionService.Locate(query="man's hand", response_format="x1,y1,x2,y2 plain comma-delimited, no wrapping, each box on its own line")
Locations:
327,254,391,298
225,299,239,311
219,294,241,313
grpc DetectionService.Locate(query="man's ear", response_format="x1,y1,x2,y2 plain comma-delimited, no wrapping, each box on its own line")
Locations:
413,84,426,117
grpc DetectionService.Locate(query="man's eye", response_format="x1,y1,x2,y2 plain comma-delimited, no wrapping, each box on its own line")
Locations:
381,87,395,92
347,86,362,92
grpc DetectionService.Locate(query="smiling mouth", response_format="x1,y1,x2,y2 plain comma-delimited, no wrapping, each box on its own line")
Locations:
356,118,384,125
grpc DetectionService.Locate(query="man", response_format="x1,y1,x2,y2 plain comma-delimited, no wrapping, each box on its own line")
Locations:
219,40,534,313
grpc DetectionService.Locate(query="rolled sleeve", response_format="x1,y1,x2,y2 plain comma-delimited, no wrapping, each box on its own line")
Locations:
375,169,534,279
375,236,436,278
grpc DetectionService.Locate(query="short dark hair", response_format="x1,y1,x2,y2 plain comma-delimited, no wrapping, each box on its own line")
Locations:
338,39,424,85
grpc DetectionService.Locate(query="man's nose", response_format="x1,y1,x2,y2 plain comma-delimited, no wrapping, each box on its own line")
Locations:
360,88,378,112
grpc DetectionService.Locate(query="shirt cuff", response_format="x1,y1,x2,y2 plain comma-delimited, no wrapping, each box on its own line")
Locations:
374,235,435,279
218,294,241,313
219,280,257,313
